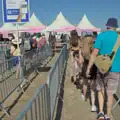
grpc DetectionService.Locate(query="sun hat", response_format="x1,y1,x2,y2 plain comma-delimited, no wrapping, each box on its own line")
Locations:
12,38,22,44
11,32,22,44
105,18,118,28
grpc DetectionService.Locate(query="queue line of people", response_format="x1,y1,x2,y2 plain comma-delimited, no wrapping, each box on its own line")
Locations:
69,17,120,120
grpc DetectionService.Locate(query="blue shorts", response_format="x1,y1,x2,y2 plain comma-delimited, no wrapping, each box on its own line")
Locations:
13,56,19,66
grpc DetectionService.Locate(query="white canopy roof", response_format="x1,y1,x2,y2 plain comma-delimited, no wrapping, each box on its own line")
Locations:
77,14,100,31
24,13,45,28
0,23,28,33
46,12,75,31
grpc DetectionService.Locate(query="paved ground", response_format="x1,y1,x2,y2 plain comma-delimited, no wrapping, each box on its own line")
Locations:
60,60,97,120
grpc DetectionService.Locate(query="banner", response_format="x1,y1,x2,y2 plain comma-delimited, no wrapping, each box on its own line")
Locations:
2,0,30,23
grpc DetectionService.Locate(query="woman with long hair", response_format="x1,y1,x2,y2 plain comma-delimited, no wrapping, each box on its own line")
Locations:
69,30,83,83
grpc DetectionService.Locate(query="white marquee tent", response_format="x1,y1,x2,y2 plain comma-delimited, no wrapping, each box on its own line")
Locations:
24,13,45,29
46,12,75,32
0,23,28,33
77,14,100,32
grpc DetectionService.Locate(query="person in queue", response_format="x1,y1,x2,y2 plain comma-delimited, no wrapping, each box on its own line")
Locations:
86,18,120,120
10,33,22,79
70,30,83,84
38,33,47,48
80,35,94,100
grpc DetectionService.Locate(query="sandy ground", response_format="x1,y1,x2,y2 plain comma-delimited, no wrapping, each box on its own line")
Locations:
60,60,97,120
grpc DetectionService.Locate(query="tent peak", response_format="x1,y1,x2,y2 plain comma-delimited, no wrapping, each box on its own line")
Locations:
30,13,37,20
77,14,100,31
82,14,89,21
23,12,45,28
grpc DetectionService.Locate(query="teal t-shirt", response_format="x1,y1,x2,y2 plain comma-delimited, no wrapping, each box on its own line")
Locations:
94,30,120,72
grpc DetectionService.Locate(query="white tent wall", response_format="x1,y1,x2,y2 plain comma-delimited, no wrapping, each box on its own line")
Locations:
0,23,29,34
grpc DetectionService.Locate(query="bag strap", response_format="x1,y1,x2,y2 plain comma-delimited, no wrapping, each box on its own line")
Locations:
110,35,120,62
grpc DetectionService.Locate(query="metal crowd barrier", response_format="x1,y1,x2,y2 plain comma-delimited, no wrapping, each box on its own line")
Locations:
0,56,23,116
0,43,52,117
16,84,51,120
23,43,52,77
112,77,120,120
47,44,67,119
16,44,68,120
0,41,11,51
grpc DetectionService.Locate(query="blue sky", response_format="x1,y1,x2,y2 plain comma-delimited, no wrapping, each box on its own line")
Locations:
0,0,120,28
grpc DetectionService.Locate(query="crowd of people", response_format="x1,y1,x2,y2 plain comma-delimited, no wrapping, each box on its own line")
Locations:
0,31,69,78
0,17,119,120
69,18,120,120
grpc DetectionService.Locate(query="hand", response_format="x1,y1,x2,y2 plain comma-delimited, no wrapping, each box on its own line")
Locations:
86,68,91,78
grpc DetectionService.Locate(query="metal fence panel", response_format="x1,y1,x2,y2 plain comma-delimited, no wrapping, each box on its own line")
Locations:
47,44,68,119
0,43,52,116
0,57,22,102
16,84,51,120
16,44,68,120
112,75,120,120
23,44,52,77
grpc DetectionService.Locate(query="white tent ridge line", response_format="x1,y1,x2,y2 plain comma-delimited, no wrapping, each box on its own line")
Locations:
77,14,100,32
24,13,45,28
46,12,75,31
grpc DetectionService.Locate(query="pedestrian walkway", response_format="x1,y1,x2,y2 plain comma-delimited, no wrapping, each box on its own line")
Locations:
60,59,97,120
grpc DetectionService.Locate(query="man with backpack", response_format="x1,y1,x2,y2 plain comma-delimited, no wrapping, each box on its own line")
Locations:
86,18,120,120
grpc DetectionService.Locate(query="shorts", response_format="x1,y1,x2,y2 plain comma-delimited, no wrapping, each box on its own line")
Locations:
81,59,97,87
13,56,20,66
96,72,120,94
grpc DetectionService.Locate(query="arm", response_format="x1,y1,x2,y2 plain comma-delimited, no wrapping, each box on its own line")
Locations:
10,46,16,55
86,33,102,77
17,8,23,22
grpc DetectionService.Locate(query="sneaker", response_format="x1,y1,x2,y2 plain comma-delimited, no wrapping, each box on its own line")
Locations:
105,118,110,120
97,112,105,120
91,105,97,112
105,115,110,120
81,94,85,101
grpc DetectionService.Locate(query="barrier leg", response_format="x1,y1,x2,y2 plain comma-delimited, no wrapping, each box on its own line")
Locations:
58,95,64,103
112,98,120,110
0,103,12,118
35,68,41,75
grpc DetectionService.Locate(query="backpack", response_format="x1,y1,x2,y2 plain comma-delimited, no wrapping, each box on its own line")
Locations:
38,37,46,48
81,36,93,60
32,38,37,48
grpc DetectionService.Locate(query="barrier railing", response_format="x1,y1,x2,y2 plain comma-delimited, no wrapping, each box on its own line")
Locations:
23,43,52,77
0,43,52,117
16,84,51,120
47,44,67,119
112,77,120,120
16,44,68,120
0,41,11,51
